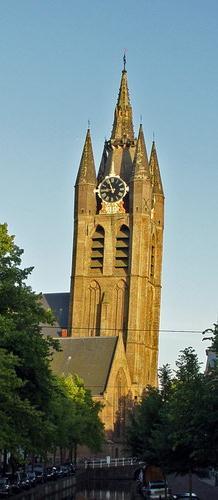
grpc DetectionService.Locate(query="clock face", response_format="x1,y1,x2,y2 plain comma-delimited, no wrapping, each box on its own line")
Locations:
99,176,127,203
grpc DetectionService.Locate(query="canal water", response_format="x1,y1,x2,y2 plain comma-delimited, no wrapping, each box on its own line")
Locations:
14,478,136,499
76,480,134,500
34,479,134,499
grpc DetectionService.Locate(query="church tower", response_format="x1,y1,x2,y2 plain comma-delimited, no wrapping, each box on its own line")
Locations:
68,59,164,396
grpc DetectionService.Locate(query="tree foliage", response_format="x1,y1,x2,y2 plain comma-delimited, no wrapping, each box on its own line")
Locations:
126,345,218,473
0,224,104,463
48,374,104,457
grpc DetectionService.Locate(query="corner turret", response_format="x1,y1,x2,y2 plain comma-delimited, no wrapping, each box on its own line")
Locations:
149,141,164,227
75,128,97,215
129,124,152,214
149,141,164,196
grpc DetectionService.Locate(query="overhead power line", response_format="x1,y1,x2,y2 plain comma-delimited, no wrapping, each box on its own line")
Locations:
41,325,204,334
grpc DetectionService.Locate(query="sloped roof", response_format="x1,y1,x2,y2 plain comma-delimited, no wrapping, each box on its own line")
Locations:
51,336,118,395
41,292,70,337
75,128,96,185
111,68,134,141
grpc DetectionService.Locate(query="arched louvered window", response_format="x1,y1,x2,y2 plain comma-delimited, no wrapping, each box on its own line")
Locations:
115,225,130,269
150,236,155,279
90,225,105,270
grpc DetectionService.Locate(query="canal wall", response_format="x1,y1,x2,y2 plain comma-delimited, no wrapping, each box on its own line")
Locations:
13,475,76,499
13,466,138,498
78,464,137,481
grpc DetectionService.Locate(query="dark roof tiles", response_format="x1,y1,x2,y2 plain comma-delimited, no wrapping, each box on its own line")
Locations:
41,292,70,336
51,336,118,395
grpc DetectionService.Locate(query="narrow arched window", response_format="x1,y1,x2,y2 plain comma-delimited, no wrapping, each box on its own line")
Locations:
115,225,130,269
150,236,155,279
90,225,105,270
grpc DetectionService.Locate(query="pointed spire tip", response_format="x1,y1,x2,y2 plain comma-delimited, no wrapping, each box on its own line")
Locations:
76,128,96,185
123,51,127,71
111,57,134,141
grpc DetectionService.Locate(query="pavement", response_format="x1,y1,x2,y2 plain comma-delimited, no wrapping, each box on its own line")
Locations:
167,472,218,500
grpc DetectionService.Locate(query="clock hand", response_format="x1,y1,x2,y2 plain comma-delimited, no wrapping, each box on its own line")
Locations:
108,179,115,193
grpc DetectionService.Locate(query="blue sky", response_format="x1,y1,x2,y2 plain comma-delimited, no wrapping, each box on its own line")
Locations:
1,0,218,370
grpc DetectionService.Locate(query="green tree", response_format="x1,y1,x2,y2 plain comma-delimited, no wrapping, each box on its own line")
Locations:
159,364,173,402
148,365,174,470
167,348,205,471
0,347,48,472
202,323,218,465
0,223,105,466
126,347,218,476
60,374,104,461
126,386,163,461
157,348,217,478
47,374,104,463
0,223,59,461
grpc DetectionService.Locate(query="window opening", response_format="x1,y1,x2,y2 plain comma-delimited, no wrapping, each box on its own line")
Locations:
115,225,129,269
90,226,104,270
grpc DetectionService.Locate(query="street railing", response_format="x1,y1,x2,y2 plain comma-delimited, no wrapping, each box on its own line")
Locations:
83,457,139,469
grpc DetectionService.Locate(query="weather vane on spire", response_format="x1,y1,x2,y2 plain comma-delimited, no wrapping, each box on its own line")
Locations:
123,50,127,71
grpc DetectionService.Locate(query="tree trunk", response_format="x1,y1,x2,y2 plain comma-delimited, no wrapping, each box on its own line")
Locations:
161,467,168,500
30,454,35,472
164,480,168,500
188,469,193,497
73,442,77,465
60,447,63,465
43,452,48,469
3,449,7,475
10,454,16,475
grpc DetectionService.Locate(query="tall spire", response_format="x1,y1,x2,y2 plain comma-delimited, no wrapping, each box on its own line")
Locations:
132,124,150,180
149,141,164,194
75,128,96,185
111,58,134,141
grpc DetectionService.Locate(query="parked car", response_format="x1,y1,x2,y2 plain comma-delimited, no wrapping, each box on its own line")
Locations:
33,466,47,484
141,479,170,499
45,467,57,481
5,473,21,494
67,463,76,475
55,466,66,478
19,472,31,490
26,471,37,488
0,477,14,496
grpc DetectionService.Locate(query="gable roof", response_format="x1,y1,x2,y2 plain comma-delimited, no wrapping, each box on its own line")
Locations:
51,336,118,395
41,292,70,336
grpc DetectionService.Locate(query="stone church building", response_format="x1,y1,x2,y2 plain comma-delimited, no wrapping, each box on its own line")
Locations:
43,60,164,449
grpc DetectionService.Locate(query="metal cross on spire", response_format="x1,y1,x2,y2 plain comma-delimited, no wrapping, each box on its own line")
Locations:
123,51,127,71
